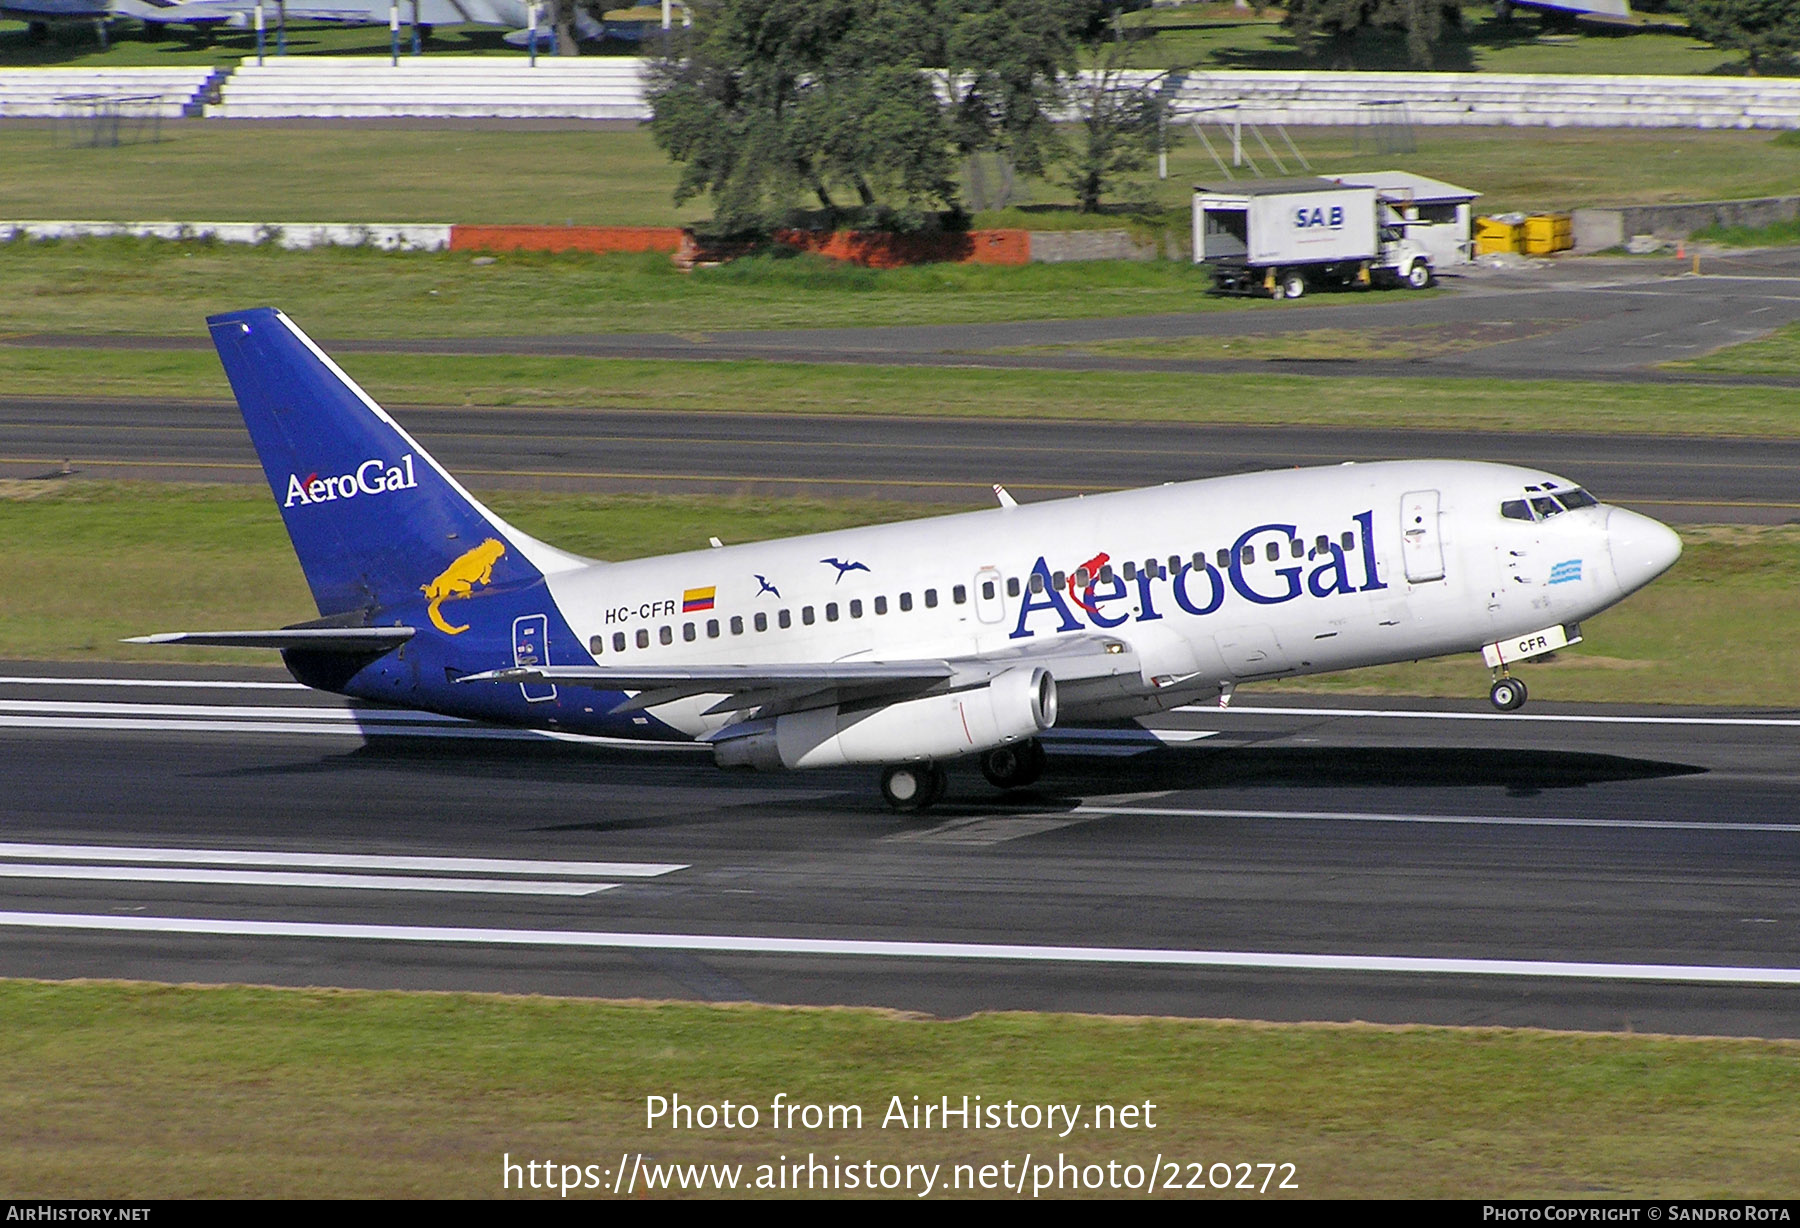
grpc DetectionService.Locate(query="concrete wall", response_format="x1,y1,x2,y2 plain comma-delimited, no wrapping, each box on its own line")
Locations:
1026,230,1156,263
1573,196,1800,248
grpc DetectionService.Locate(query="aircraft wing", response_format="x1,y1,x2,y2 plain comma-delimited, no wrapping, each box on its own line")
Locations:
460,633,1140,717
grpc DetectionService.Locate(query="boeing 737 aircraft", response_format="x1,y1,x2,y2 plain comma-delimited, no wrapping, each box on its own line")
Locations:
133,308,1683,810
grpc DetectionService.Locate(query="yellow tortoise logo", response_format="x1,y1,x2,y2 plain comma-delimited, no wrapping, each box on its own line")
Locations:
422,538,506,635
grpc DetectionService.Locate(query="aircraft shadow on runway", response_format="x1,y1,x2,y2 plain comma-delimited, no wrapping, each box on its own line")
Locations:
200,739,1706,806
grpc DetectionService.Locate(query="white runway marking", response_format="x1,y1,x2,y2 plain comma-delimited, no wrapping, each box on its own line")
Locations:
0,843,687,878
1067,805,1800,835
1178,704,1800,728
2,911,1797,986
0,864,616,896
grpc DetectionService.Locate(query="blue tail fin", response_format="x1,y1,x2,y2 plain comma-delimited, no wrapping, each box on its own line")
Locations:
208,308,585,619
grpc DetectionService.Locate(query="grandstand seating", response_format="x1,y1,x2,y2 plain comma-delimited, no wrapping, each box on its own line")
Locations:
3,59,1796,129
205,56,649,119
1159,70,1800,130
0,67,222,119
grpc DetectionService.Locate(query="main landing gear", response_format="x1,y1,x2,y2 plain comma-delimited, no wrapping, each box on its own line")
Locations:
1488,674,1528,712
878,740,1048,811
980,740,1047,791
880,762,948,811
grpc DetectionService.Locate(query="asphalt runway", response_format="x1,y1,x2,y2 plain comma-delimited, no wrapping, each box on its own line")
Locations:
5,663,1799,1037
4,397,1796,523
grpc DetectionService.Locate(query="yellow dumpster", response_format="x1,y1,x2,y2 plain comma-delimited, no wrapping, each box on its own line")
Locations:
1474,215,1524,255
1523,213,1574,254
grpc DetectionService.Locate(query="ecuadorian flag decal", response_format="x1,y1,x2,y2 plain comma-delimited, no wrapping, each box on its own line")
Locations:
682,586,716,613
1549,559,1582,585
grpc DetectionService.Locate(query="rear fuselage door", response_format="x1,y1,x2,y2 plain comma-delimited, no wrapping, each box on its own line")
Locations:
512,613,556,703
1400,489,1446,583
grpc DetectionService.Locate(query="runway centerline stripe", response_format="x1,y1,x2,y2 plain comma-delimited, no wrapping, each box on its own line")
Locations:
1067,805,1800,835
0,843,686,878
0,865,617,897
1,912,1795,986
1182,704,1800,727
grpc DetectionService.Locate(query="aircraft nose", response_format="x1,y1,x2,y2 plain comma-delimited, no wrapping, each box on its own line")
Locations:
1606,507,1682,597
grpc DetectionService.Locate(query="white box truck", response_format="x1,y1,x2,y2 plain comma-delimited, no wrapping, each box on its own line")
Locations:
1194,177,1435,299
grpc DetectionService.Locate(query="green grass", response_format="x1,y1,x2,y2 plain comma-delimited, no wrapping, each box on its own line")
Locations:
3,123,1800,235
1693,217,1800,248
1665,320,1800,376
2,979,1797,1198
0,241,1228,336
6,344,1800,439
4,483,1792,708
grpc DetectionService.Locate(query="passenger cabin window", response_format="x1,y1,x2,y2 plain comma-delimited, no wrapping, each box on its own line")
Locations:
1099,565,1114,584
613,631,626,653
590,635,604,655
952,585,966,604
826,603,839,622
707,619,720,638
981,581,996,600
1029,574,1044,594
1289,539,1303,558
1264,542,1279,563
924,589,938,609
1241,545,1255,566
730,616,744,635
1122,561,1136,581
1052,571,1066,589
850,599,863,618
1340,531,1354,551
754,612,768,632
802,606,815,625
1006,577,1020,597
779,609,792,629
876,595,889,614
660,626,673,646
1217,548,1231,568
636,629,649,649
899,592,913,612
682,623,696,642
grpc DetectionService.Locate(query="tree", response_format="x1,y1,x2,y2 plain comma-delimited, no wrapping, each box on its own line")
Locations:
1054,42,1171,213
646,0,960,233
1684,0,1800,75
1283,0,1463,69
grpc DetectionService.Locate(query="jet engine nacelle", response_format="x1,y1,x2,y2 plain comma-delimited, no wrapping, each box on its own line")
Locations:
712,666,1057,771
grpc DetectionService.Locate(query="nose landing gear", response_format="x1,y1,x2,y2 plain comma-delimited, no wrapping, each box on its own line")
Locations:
1488,674,1528,712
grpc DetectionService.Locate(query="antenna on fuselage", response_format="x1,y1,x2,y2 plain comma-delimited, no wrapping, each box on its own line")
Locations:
993,484,1018,509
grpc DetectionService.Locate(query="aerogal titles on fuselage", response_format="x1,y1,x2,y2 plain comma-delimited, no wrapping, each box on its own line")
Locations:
284,454,417,508
1010,513,1387,640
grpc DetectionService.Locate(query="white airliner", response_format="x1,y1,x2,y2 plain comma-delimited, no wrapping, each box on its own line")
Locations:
133,308,1683,810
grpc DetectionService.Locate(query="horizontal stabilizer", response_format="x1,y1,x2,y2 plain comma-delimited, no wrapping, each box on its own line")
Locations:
124,627,415,651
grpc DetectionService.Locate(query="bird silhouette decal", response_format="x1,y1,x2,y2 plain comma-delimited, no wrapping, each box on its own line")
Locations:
821,558,870,584
754,574,781,599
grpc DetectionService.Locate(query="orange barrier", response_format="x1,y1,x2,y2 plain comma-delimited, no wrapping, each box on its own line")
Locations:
448,224,686,255
449,223,1032,267
774,228,1030,268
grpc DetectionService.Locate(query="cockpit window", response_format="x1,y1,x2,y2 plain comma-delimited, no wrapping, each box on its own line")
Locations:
1502,485,1599,522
